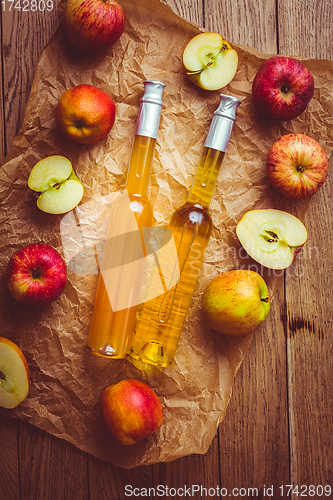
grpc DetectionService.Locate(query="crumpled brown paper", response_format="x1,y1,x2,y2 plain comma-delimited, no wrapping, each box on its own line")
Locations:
0,0,332,469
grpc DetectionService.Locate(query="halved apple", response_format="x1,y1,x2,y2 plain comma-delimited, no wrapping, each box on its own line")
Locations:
236,209,307,269
0,337,30,409
182,32,238,91
28,155,84,214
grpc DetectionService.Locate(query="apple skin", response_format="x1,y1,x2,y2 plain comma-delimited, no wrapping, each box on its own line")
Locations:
202,270,270,336
64,0,126,55
252,56,314,120
5,243,67,306
266,133,329,198
55,84,116,145
100,379,164,446
0,337,30,409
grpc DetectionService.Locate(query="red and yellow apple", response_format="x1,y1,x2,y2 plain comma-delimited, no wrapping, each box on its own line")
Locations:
236,209,308,269
28,156,84,214
64,0,126,55
266,133,329,198
0,337,30,409
5,243,67,306
202,270,270,336
252,56,314,120
55,84,116,145
182,32,238,91
100,379,164,446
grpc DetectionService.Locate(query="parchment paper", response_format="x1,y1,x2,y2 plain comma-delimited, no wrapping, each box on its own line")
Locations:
0,0,332,468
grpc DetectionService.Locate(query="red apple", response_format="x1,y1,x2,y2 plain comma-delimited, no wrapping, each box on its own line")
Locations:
55,84,116,145
5,243,67,306
266,133,329,198
100,379,164,446
252,56,314,120
64,0,126,55
202,270,270,336
0,337,30,409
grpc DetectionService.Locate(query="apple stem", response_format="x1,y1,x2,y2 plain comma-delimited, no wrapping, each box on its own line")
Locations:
31,268,42,280
281,83,289,94
0,370,6,381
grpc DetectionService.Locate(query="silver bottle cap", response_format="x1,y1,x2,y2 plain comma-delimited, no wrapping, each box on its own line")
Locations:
135,80,166,139
204,94,241,152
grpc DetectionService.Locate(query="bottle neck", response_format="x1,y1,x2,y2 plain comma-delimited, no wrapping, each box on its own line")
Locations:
125,135,156,197
187,147,225,208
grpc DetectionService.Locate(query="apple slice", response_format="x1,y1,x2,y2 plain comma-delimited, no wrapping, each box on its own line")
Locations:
0,337,30,409
183,32,238,91
236,209,307,269
28,156,84,214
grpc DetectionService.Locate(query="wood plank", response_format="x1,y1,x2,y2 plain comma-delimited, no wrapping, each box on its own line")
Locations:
2,5,59,152
18,421,89,500
163,0,204,27
88,455,152,500
218,282,290,495
151,437,220,499
277,0,333,489
204,0,277,53
0,415,20,500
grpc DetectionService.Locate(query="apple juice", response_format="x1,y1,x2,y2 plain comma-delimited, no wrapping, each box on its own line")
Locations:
130,94,241,367
87,81,165,358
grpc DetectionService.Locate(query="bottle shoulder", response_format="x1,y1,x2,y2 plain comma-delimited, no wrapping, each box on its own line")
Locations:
170,202,212,231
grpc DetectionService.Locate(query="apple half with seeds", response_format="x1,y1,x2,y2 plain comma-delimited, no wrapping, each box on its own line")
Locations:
236,209,307,269
28,156,84,214
182,32,238,91
0,337,30,409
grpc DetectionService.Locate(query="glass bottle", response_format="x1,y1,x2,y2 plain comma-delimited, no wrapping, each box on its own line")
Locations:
87,80,165,358
130,94,241,367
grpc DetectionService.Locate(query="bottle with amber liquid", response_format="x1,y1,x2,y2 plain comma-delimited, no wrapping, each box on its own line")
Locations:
130,94,241,367
87,80,165,358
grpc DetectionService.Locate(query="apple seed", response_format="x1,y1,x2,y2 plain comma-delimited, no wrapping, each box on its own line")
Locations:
260,229,279,243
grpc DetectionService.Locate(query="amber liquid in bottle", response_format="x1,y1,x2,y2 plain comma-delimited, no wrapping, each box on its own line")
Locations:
130,147,225,367
87,135,156,358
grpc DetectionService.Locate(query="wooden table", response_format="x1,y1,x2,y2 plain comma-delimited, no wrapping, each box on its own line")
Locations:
1,0,332,498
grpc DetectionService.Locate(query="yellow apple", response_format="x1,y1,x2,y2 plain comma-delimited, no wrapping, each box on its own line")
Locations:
0,337,30,409
28,156,84,214
236,209,308,269
202,270,270,336
182,32,238,91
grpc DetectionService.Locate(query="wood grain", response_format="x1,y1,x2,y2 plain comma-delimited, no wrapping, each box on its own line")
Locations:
204,0,278,53
0,0,332,497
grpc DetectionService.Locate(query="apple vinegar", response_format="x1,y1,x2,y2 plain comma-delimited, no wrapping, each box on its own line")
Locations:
87,81,165,358
130,95,241,367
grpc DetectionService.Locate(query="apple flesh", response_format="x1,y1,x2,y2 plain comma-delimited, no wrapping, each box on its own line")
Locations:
5,243,67,306
55,84,116,145
236,209,308,269
100,379,164,446
0,337,30,409
266,133,329,198
64,0,126,55
182,32,238,91
202,269,270,336
28,156,84,214
252,56,314,120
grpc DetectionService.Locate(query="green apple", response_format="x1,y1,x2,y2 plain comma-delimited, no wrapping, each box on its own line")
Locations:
202,269,270,336
28,156,84,214
236,209,307,269
182,32,238,91
0,337,30,409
